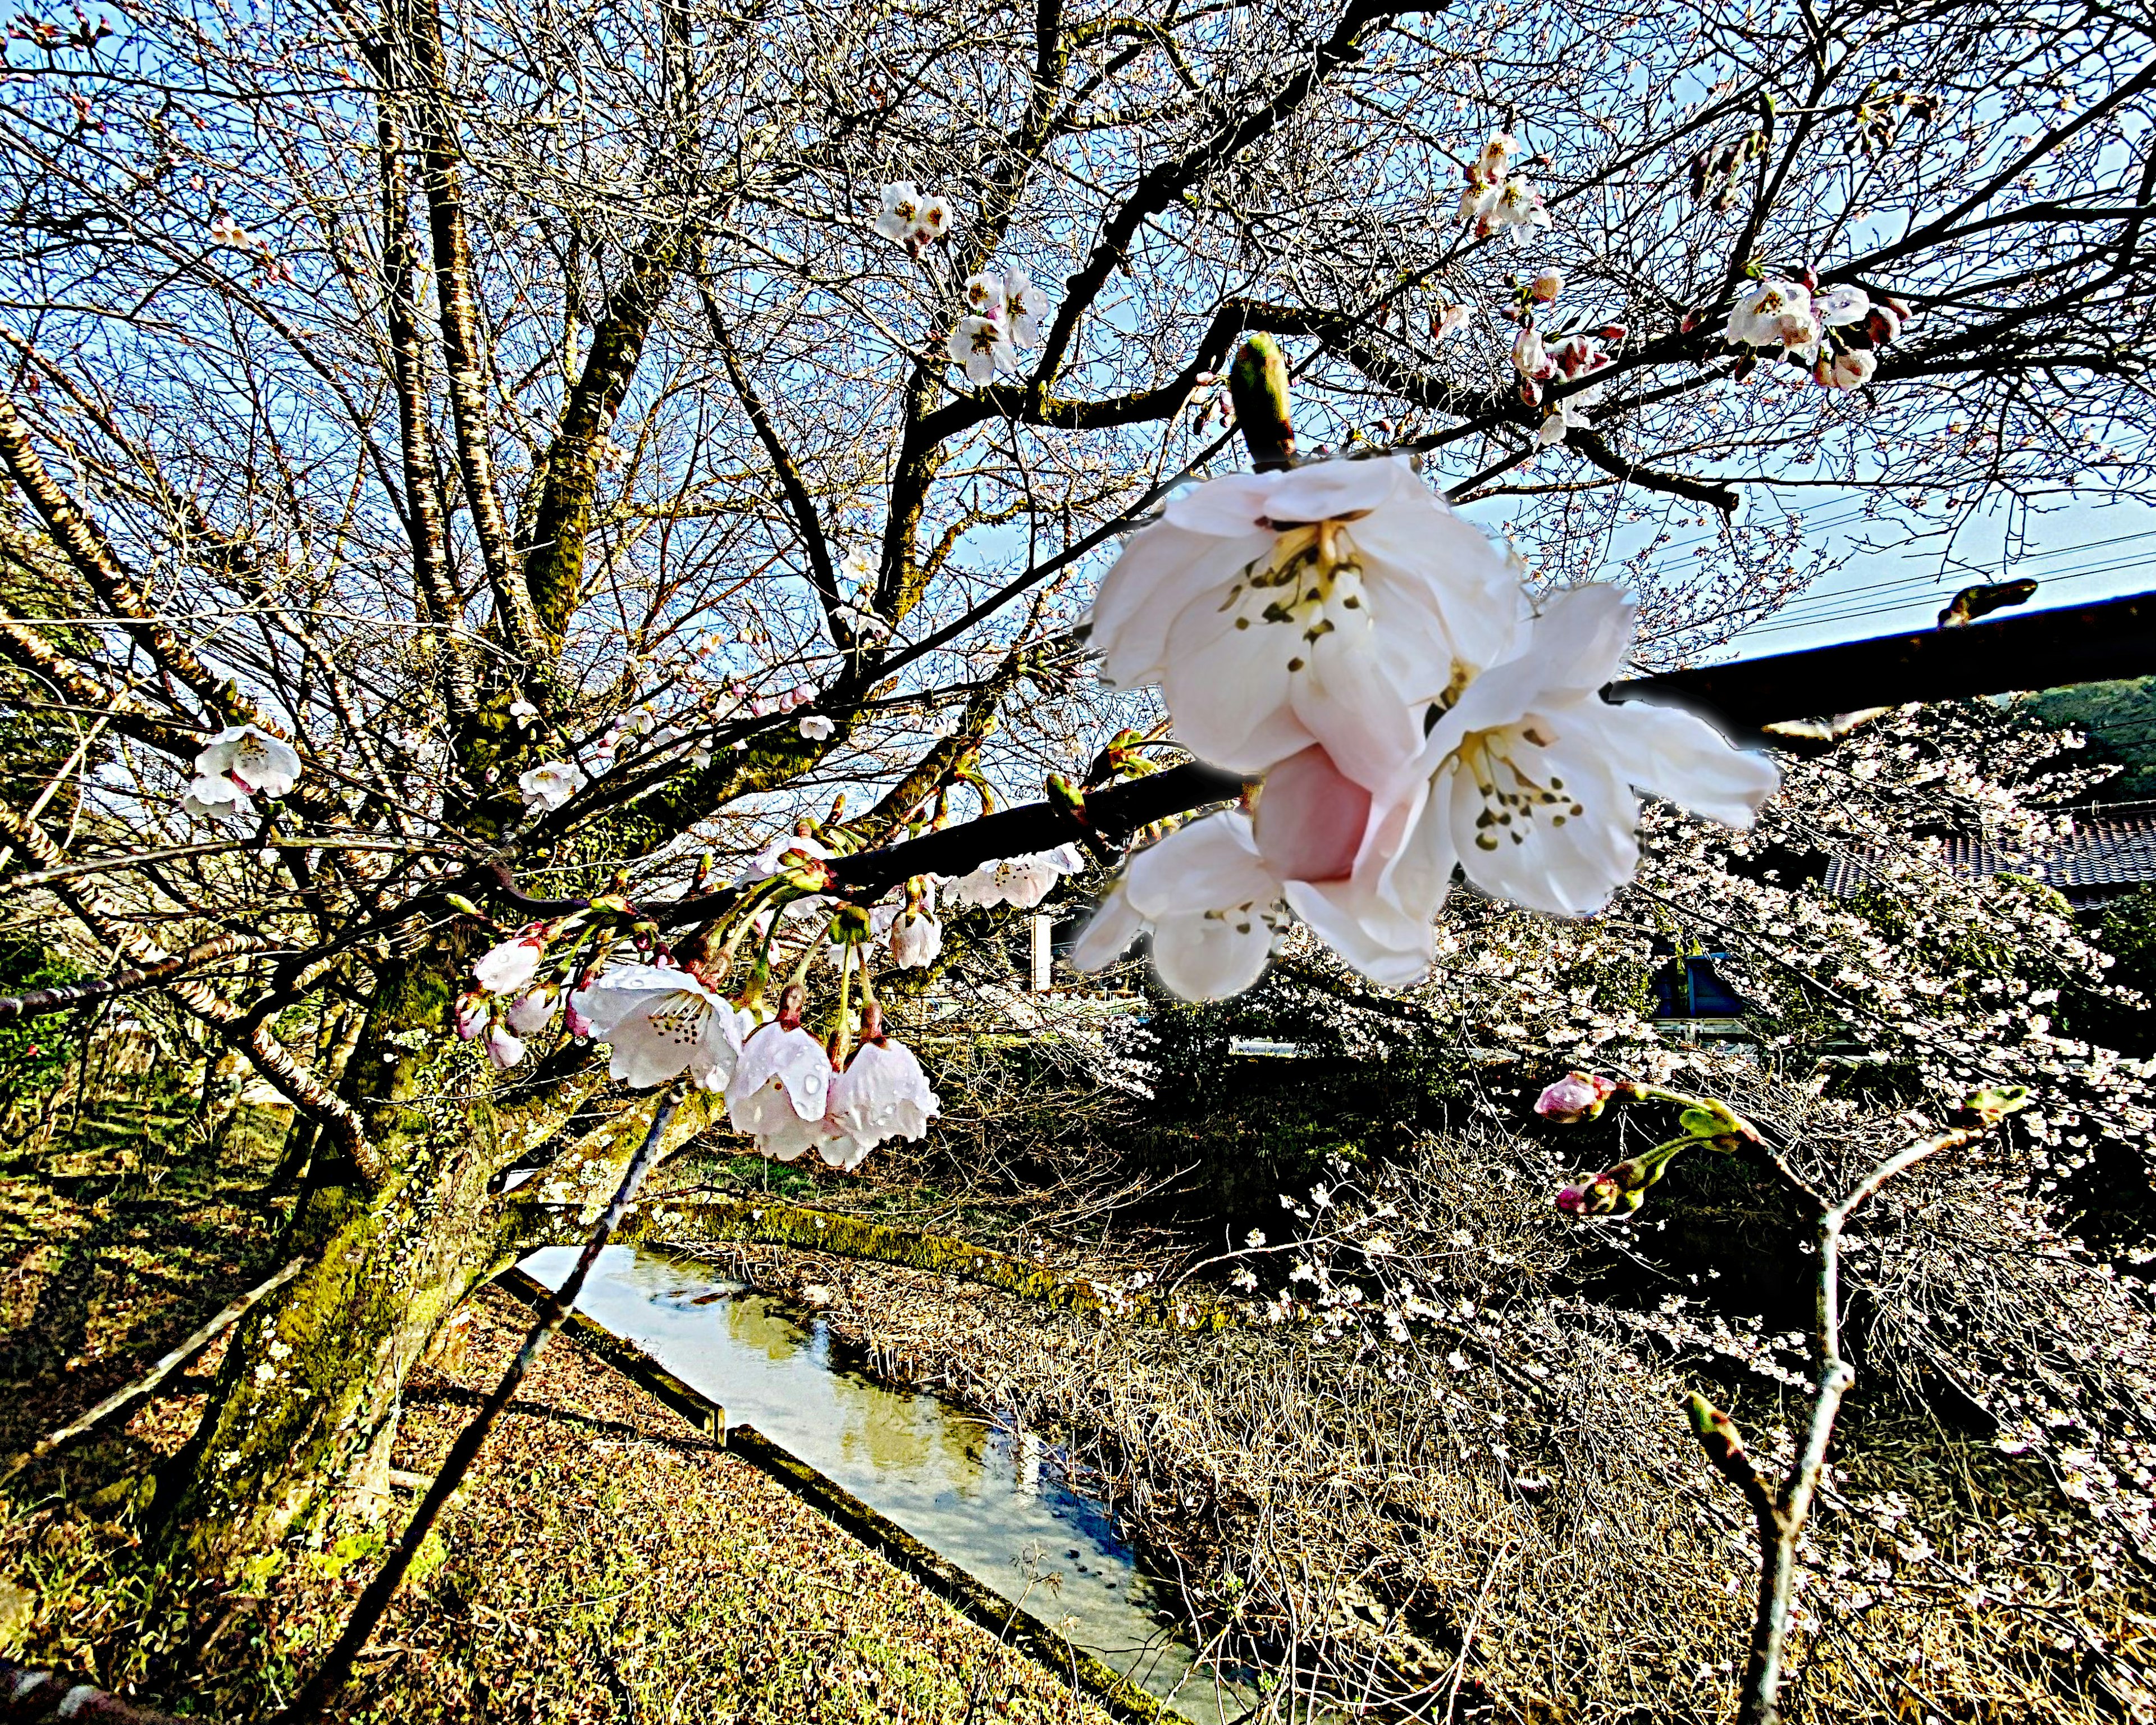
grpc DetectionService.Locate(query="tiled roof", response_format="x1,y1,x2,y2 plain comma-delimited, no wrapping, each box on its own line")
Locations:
1823,802,2156,903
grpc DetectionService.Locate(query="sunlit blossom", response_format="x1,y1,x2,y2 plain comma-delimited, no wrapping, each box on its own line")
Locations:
195,725,303,798
948,313,1015,384
1087,455,1523,788
943,844,1084,910
1399,586,1778,918
518,760,585,811
1072,742,1449,997
573,961,754,1090
727,1019,834,1151
999,265,1049,345
473,932,545,996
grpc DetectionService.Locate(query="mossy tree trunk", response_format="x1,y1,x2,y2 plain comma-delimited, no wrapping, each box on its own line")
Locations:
148,941,648,1578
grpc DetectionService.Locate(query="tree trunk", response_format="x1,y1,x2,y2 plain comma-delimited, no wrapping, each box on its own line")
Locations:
150,946,504,1573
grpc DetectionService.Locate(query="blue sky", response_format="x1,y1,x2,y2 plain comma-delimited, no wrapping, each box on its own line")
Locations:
1714,494,2156,658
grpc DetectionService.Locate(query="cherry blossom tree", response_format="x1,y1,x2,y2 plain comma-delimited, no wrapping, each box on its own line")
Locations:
0,0,2152,1711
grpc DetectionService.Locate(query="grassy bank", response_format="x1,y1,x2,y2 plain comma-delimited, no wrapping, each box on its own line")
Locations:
1,1088,1115,1722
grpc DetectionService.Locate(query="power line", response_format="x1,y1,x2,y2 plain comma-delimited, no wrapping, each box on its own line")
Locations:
1734,548,2156,640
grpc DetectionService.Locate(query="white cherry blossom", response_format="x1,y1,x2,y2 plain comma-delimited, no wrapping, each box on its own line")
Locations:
572,961,754,1090
911,194,951,248
484,1021,526,1069
518,761,585,811
1483,176,1552,244
473,932,545,996
504,985,559,1035
1826,349,1878,390
888,896,943,968
1511,327,1553,382
999,266,1049,345
948,313,1014,384
181,772,252,822
1725,279,1817,353
195,724,303,798
1537,382,1605,447
1400,585,1778,918
1086,455,1523,788
799,715,834,740
964,271,1001,313
942,844,1084,909
819,1035,940,1169
727,1020,834,1149
1072,742,1450,997
874,181,925,244
1816,284,1870,326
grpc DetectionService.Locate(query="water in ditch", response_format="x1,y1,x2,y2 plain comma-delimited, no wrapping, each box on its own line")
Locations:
519,1244,1257,1722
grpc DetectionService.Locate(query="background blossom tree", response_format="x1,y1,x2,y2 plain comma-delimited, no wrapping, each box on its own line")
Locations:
0,0,2153,1713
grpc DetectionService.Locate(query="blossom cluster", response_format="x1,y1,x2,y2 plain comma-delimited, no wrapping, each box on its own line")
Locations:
948,263,1050,384
1511,315,1623,448
1721,275,1908,391
1070,454,1778,1000
1455,133,1551,245
872,180,951,254
449,818,1087,1168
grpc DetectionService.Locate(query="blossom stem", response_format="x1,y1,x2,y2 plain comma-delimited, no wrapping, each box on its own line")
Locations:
831,941,855,1067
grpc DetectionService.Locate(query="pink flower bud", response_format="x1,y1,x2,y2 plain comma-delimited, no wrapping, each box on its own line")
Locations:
1598,323,1627,344
1518,379,1543,407
1555,1172,1622,1217
455,991,488,1039
1529,268,1564,304
1535,1071,1617,1124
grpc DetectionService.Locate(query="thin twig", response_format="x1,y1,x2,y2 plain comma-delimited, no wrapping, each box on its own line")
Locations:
2,1256,312,1484
1691,1108,2018,1725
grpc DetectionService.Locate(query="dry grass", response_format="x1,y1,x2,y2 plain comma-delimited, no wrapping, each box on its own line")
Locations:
682,1120,2156,1725
0,1088,1120,1724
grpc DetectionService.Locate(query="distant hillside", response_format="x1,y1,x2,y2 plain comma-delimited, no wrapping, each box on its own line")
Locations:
2023,676,2156,800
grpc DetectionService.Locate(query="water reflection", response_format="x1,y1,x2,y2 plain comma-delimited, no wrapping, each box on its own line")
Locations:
520,1245,1250,1722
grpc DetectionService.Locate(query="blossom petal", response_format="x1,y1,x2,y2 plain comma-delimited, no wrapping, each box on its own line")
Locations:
1149,906,1274,1001
1159,594,1312,774
1161,471,1278,536
1252,744,1371,884
1605,701,1780,828
1449,740,1637,918
1257,455,1410,524
1068,883,1144,971
1125,813,1275,920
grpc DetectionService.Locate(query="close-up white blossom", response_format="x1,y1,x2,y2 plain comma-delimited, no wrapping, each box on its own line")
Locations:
1086,456,1522,788
518,761,586,811
1405,586,1779,918
726,1019,835,1151
942,844,1085,909
571,962,755,1091
947,312,1014,384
